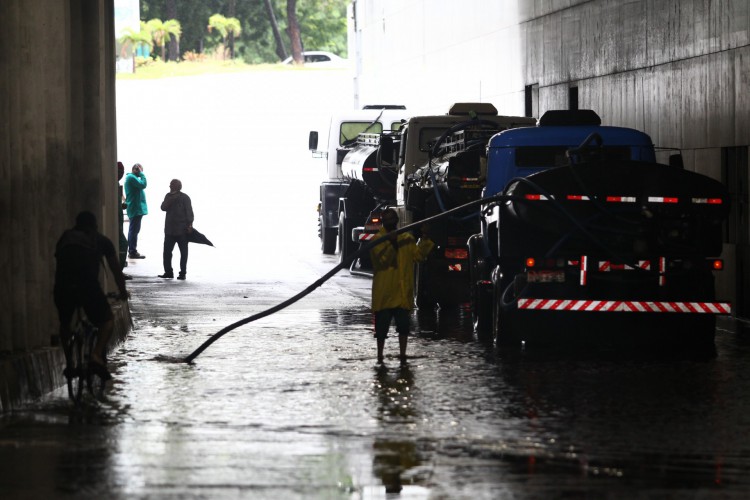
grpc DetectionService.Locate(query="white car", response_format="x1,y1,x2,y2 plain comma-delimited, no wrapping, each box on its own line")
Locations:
282,51,348,67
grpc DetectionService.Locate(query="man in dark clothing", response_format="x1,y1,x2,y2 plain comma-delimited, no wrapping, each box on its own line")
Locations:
54,211,129,379
158,179,194,280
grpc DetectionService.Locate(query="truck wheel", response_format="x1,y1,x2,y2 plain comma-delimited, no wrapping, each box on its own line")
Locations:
493,280,520,347
337,212,353,263
415,263,437,311
320,215,336,255
472,285,492,339
468,235,491,338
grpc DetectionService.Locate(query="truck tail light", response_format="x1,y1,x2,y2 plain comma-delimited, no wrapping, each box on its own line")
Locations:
711,259,724,270
692,198,724,205
445,248,468,260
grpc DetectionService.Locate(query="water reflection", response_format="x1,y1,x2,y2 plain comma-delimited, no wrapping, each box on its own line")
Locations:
415,306,474,343
373,364,416,423
371,364,425,494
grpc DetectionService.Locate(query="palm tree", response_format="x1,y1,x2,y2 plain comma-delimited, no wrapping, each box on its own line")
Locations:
147,18,182,61
118,26,153,73
207,14,242,60
165,0,179,61
164,20,182,60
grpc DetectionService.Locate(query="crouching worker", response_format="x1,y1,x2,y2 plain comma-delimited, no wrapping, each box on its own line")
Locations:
54,211,129,380
370,208,434,364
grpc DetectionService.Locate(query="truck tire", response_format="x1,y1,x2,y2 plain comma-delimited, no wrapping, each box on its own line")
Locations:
337,212,354,263
468,235,492,338
472,285,492,339
415,263,437,311
493,278,520,348
320,215,336,255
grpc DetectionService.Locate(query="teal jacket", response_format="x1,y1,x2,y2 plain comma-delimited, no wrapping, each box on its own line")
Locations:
124,172,148,218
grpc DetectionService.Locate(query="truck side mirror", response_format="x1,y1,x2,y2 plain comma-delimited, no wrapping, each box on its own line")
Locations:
669,153,684,169
309,131,319,151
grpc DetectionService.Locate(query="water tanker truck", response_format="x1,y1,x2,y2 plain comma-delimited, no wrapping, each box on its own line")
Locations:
339,103,535,309
468,110,731,349
309,106,409,254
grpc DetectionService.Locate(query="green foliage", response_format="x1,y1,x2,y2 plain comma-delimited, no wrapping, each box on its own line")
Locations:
296,0,348,56
207,14,242,59
145,18,182,60
139,0,348,64
118,26,153,57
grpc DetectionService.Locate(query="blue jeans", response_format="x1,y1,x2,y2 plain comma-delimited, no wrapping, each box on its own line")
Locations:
127,215,143,255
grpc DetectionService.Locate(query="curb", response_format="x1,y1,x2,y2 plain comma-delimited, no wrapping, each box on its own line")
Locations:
0,300,132,412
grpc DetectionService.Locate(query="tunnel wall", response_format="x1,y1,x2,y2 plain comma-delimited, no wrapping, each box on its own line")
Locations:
351,0,750,316
0,0,120,354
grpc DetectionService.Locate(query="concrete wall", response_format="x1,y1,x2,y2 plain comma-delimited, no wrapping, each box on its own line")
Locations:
350,0,750,316
0,0,120,355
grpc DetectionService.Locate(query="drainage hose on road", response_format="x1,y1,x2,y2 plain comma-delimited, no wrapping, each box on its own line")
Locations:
183,180,625,363
183,195,507,363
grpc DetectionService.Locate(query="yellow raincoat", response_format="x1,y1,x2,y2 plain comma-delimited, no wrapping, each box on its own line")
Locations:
370,227,434,311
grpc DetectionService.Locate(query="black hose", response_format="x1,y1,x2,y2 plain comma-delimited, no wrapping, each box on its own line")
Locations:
183,194,509,363
184,162,664,363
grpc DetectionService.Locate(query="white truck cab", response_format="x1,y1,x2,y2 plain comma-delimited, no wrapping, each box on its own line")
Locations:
310,105,409,254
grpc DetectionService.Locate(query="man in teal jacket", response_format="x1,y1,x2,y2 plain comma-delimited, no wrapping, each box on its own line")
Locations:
124,162,148,259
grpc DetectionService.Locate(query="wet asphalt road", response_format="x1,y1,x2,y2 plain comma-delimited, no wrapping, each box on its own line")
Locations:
2,69,750,498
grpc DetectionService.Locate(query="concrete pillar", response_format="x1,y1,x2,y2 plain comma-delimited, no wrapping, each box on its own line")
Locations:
0,0,118,353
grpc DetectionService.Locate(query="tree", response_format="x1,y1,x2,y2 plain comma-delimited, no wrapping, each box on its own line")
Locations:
146,18,182,62
295,0,348,56
227,0,237,60
207,14,242,60
263,0,288,60
139,0,348,64
118,26,153,73
286,0,303,64
166,0,179,61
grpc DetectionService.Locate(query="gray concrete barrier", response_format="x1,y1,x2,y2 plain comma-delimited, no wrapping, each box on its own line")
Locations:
0,300,131,412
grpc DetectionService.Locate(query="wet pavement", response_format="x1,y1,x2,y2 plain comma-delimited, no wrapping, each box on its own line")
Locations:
3,69,750,498
3,250,750,498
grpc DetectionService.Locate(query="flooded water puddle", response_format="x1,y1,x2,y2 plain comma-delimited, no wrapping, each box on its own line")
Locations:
3,295,750,498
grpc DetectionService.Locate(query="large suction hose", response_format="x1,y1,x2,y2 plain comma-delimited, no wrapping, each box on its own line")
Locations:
184,195,503,363
184,169,642,363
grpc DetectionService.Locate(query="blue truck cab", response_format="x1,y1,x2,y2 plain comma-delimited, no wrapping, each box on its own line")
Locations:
484,110,656,196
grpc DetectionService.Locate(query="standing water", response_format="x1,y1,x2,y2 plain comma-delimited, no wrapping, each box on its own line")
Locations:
1,69,750,499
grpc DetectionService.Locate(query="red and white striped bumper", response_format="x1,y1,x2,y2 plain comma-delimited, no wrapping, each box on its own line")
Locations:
517,298,731,314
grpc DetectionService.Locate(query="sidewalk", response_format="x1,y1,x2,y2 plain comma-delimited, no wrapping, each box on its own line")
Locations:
0,300,132,411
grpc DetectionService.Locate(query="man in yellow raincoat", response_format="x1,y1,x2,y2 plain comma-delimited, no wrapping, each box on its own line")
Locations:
370,208,434,364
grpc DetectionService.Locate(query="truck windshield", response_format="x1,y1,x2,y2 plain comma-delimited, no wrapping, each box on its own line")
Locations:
419,127,450,152
340,122,384,145
515,146,632,167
